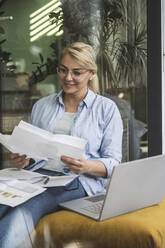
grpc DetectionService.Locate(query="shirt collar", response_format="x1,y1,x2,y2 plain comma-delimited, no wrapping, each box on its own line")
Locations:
55,90,64,105
54,89,96,108
82,89,96,108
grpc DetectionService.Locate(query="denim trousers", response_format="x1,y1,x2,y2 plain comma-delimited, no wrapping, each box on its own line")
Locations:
0,169,87,248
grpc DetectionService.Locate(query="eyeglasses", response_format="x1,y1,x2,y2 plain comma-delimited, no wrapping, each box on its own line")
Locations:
57,66,89,79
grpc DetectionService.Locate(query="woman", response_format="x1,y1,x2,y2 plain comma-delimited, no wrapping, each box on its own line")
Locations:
0,42,123,247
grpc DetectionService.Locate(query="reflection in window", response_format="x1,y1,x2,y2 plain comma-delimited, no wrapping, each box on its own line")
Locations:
29,0,63,42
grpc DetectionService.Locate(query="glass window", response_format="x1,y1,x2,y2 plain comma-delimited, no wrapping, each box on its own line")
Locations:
0,0,148,168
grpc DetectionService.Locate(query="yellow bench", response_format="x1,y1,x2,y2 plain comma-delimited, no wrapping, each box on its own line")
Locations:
33,197,165,248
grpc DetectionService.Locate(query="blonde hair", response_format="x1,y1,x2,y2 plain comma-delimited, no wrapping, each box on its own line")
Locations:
61,42,100,94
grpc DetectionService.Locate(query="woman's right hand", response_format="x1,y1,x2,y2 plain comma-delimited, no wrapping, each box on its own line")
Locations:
10,153,31,169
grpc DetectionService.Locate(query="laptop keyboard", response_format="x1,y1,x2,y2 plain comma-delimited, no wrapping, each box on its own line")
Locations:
81,202,103,215
85,194,105,202
81,194,105,215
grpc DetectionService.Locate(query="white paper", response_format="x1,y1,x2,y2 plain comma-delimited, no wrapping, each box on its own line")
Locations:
0,180,46,207
38,175,77,187
0,134,13,151
0,168,78,206
0,120,87,160
0,168,44,181
0,168,77,187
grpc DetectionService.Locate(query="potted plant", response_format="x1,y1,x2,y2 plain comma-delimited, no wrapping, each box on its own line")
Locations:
48,0,147,94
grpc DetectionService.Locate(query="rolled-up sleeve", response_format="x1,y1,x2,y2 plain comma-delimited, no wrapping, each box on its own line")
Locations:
99,104,123,178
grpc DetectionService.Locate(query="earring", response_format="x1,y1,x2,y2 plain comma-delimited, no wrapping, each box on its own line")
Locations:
89,77,92,81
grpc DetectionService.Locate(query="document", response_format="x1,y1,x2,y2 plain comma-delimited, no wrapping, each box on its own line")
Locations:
0,120,87,160
0,168,77,187
38,174,78,187
0,168,44,181
0,168,78,206
0,180,46,207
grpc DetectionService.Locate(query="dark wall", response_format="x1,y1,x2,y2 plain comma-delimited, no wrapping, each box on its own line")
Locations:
147,0,162,156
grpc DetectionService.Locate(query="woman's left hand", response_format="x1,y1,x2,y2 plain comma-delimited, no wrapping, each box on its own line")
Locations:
61,156,90,174
61,155,107,177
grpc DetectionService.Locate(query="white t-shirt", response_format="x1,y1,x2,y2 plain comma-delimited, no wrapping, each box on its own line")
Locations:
43,112,77,172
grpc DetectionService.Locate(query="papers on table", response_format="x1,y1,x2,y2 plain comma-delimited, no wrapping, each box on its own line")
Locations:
0,168,77,207
0,120,87,160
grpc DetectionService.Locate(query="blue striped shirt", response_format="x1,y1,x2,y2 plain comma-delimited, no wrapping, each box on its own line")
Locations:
29,89,123,195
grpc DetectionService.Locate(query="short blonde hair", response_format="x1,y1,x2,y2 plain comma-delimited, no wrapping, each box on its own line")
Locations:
61,42,99,94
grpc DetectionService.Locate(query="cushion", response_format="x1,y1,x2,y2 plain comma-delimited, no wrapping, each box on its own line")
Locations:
33,198,165,248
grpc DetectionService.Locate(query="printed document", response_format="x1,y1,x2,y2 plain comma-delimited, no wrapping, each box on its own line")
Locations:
0,168,77,207
0,120,87,160
0,180,46,207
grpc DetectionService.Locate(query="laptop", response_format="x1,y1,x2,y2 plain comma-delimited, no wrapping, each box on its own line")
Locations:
59,155,165,221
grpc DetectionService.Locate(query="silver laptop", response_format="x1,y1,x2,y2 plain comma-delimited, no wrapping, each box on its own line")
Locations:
59,155,165,221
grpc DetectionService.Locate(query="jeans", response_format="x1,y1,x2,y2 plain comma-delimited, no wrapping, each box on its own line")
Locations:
0,169,87,248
